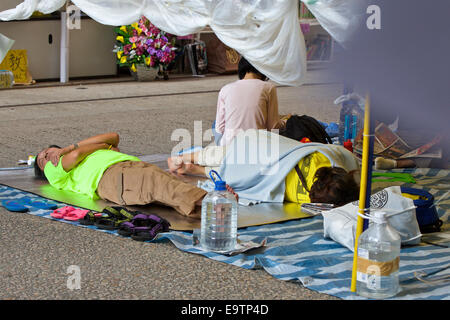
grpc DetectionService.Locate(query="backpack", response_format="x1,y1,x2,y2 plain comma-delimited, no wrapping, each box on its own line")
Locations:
280,115,332,144
184,41,208,75
400,187,443,233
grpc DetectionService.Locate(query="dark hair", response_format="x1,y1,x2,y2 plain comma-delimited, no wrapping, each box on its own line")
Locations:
238,57,267,81
280,115,332,144
309,167,360,206
34,145,61,180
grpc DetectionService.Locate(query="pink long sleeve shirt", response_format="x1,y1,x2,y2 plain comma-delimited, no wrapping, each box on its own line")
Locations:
215,79,280,146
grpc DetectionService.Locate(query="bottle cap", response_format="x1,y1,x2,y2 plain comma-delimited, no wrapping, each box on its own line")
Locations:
209,170,227,191
215,181,227,191
344,139,353,152
372,211,388,223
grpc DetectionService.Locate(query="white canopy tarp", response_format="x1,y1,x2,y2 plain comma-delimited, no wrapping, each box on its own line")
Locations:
0,0,361,86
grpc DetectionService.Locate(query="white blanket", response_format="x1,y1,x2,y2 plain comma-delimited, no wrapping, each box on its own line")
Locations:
219,129,360,203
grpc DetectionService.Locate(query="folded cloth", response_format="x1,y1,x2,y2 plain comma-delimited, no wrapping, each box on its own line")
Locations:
219,129,360,204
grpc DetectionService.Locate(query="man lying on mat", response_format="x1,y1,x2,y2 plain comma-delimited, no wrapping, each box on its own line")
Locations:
34,132,225,217
168,129,361,207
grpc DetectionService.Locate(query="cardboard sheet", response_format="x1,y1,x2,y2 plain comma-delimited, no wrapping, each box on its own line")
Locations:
0,155,312,231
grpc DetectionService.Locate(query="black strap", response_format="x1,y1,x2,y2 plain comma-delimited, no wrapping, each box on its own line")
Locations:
295,164,310,193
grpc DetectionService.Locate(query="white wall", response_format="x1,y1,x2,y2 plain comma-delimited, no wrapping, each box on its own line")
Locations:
1,1,117,80
68,19,117,78
0,20,61,79
0,19,117,80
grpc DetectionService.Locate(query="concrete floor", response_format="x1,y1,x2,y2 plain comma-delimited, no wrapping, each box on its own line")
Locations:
0,70,343,300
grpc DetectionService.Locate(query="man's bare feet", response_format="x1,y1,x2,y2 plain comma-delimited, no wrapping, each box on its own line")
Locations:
194,184,238,208
167,156,183,173
177,162,196,175
168,156,205,176
226,184,239,202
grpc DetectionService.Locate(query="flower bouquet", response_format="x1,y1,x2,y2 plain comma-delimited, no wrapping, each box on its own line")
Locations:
113,17,177,80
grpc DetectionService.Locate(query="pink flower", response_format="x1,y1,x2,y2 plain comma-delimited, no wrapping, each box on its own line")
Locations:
123,44,132,54
136,46,145,56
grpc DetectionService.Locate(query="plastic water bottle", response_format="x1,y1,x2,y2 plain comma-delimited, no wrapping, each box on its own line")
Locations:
356,211,401,299
0,70,14,89
200,171,238,252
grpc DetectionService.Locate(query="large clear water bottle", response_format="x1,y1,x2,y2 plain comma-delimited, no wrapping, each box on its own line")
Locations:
0,70,14,89
200,172,238,252
356,211,401,299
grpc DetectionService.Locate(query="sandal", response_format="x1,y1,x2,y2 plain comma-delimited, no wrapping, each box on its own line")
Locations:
63,209,90,221
130,214,171,242
117,214,155,237
103,206,139,220
18,197,58,210
2,197,57,213
51,206,76,219
94,206,140,230
1,199,29,212
79,211,103,225
94,217,128,230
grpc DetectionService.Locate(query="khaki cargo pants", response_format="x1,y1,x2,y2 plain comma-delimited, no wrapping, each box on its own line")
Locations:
97,161,207,216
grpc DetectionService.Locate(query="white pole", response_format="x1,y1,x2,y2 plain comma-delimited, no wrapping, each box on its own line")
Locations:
60,10,69,83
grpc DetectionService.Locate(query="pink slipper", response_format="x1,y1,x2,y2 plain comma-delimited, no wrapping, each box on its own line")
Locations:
63,209,90,221
51,206,76,219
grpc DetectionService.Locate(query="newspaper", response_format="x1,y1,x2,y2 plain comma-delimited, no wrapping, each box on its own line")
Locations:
354,123,443,160
399,135,443,159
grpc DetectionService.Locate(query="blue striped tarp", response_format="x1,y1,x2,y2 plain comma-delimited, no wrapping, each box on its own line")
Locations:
155,215,449,300
0,167,449,300
155,168,450,300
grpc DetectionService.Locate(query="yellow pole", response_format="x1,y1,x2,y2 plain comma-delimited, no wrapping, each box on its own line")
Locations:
351,94,372,292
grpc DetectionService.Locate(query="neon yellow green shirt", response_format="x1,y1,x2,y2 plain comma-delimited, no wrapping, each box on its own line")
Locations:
44,149,140,199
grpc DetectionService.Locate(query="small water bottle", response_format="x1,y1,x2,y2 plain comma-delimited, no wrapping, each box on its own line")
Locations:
356,211,401,299
0,70,14,89
200,170,238,252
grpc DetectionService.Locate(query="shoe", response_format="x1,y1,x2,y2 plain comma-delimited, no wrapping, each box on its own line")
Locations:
1,199,29,212
18,197,58,210
51,206,76,219
129,214,171,242
63,209,90,221
94,206,140,231
117,213,155,237
79,211,103,225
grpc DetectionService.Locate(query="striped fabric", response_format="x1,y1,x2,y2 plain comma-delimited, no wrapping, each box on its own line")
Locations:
155,167,450,300
0,167,448,300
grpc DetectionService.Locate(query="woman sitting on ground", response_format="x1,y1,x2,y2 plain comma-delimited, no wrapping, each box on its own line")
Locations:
169,129,361,207
34,132,215,218
213,57,286,146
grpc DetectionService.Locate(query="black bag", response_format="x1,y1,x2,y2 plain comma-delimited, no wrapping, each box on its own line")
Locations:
280,115,332,144
184,41,208,75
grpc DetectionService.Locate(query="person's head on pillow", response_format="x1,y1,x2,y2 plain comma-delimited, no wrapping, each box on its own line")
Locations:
34,145,61,180
309,167,360,206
